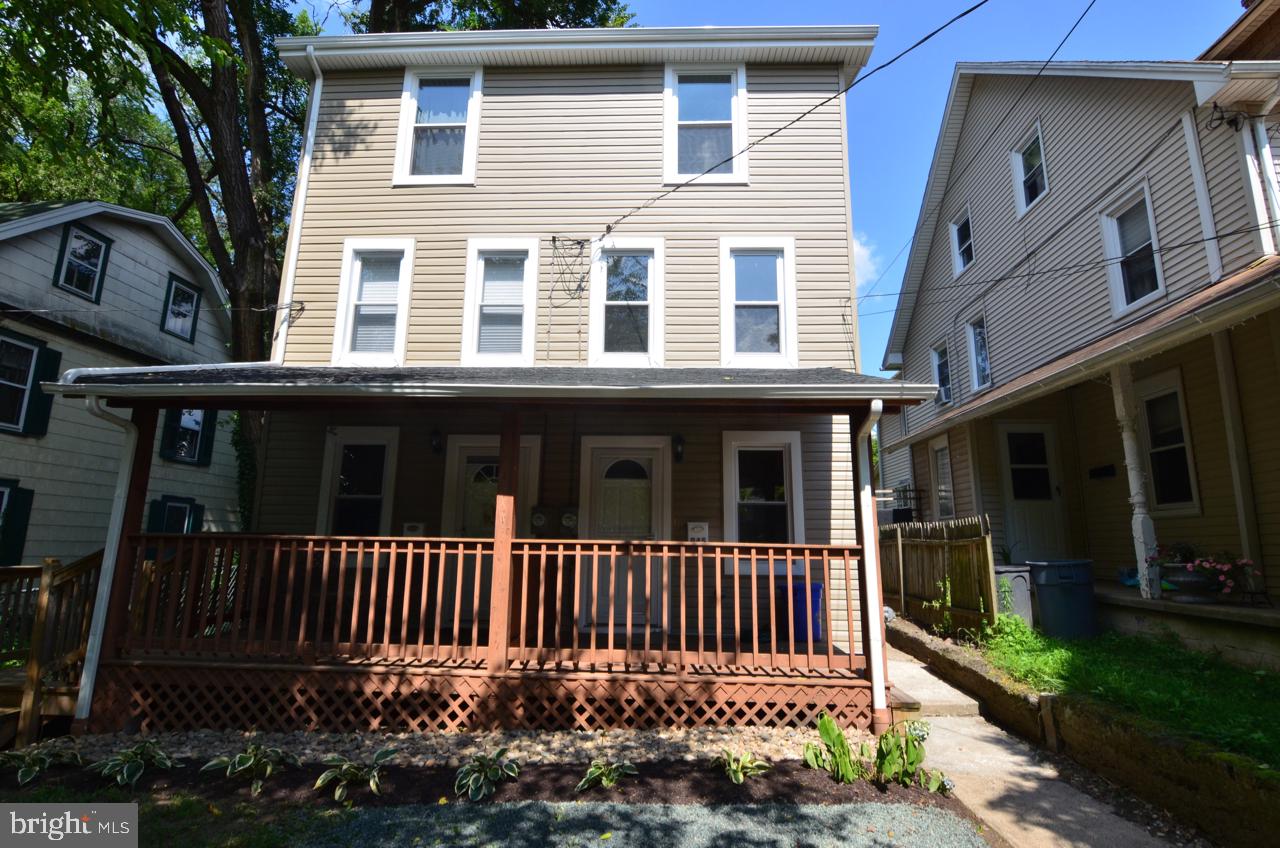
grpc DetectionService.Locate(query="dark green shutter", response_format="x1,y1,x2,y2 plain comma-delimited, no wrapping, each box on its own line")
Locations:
188,503,206,532
20,346,61,438
158,409,180,461
146,499,165,532
0,486,34,566
194,409,217,467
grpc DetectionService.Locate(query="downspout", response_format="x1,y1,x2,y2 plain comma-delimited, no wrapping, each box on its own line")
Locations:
74,397,139,723
271,44,323,364
855,399,888,730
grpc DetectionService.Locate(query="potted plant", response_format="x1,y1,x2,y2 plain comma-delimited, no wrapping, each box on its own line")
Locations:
1148,543,1258,604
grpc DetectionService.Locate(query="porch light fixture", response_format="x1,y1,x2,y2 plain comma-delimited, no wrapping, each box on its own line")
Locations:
430,429,443,454
672,433,685,463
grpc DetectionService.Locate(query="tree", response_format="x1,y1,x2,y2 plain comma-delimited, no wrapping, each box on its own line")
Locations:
356,0,633,32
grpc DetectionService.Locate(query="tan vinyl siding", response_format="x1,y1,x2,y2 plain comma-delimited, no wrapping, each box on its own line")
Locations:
1196,104,1262,275
284,65,858,368
1234,310,1280,594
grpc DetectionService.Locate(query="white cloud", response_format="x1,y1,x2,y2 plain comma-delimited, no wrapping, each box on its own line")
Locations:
852,232,880,291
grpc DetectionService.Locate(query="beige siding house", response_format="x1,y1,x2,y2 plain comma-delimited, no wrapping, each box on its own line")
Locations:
0,202,240,566
882,13,1280,667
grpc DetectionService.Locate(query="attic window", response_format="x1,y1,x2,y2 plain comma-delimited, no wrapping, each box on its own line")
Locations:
161,274,201,342
394,68,482,185
950,211,974,276
664,65,748,184
1011,126,1048,214
53,224,112,302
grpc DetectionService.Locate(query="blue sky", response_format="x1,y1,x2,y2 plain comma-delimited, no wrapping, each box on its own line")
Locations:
302,0,1246,374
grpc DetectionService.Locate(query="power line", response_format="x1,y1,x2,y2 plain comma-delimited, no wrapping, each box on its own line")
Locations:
599,0,996,240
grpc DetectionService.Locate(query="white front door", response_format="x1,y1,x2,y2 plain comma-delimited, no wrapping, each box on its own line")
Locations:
997,422,1068,563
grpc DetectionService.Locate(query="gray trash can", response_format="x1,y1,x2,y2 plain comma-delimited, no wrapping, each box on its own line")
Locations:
993,564,1033,625
1027,560,1097,640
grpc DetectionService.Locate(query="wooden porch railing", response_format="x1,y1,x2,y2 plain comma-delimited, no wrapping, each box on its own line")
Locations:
118,534,866,675
1,565,43,666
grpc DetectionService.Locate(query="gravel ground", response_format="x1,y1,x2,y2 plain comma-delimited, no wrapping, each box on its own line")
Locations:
44,726,846,767
300,801,991,848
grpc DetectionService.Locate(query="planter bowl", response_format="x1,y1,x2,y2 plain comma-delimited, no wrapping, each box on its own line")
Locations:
1162,569,1221,604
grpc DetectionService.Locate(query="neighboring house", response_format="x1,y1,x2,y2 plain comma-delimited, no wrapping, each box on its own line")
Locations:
881,9,1280,666
44,26,937,736
0,201,240,567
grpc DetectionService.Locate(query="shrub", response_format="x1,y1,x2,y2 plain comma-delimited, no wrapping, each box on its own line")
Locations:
86,740,177,788
314,748,396,804
0,745,81,787
454,748,519,801
575,758,638,792
717,749,771,784
201,742,302,797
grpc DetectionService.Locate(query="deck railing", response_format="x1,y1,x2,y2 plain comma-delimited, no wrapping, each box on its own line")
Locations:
118,534,866,674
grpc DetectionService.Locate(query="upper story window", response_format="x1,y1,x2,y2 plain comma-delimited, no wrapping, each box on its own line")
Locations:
161,274,201,343
462,237,539,366
967,317,991,390
332,238,415,366
664,64,748,185
932,344,952,404
1136,369,1199,514
159,408,216,466
1101,182,1164,316
719,237,797,367
589,237,665,367
1011,125,1048,215
949,210,974,276
394,68,482,185
0,329,59,439
53,223,112,302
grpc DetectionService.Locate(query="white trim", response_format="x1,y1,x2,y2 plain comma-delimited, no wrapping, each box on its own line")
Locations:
1134,368,1201,517
588,236,665,367
1180,111,1223,282
0,331,38,433
948,207,974,278
966,315,992,391
393,67,482,186
577,435,672,540
1251,117,1280,251
315,426,400,535
1100,180,1167,318
721,430,806,546
441,434,542,536
664,63,749,185
1239,121,1277,255
331,237,415,366
54,224,110,301
928,434,955,520
461,237,540,366
1010,122,1049,217
718,236,797,367
855,400,887,712
931,342,952,405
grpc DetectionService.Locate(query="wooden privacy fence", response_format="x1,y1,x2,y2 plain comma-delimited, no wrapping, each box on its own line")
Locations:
878,516,997,635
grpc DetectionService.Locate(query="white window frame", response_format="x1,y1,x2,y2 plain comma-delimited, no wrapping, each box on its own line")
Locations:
331,237,415,367
315,426,400,535
949,208,975,277
393,67,483,186
1134,368,1200,516
161,274,202,343
931,343,952,405
929,434,956,520
1010,122,1049,217
0,485,9,529
719,236,798,367
441,434,543,537
966,315,992,391
54,224,110,301
722,430,806,550
663,63,749,186
588,236,665,367
461,237,540,366
0,333,38,434
1100,180,1166,318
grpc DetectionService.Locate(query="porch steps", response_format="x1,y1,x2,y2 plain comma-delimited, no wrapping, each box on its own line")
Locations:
887,646,979,718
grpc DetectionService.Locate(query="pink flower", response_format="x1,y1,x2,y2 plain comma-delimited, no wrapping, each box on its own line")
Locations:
1187,564,1194,571
1220,574,1227,581
1224,587,1232,594
1227,580,1235,587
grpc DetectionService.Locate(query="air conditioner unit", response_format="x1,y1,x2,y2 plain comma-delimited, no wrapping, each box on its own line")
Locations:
936,386,952,405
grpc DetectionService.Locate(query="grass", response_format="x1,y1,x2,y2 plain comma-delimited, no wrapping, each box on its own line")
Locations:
979,614,1280,767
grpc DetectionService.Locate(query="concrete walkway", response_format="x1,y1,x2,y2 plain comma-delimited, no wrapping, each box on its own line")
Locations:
890,648,1168,847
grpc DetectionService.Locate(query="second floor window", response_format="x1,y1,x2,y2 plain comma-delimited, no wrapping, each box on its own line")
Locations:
333,238,414,366
665,65,747,184
54,223,112,302
1102,184,1164,315
967,317,991,390
463,238,539,365
1012,127,1048,214
395,69,482,184
719,237,797,367
589,238,665,367
161,274,201,342
950,211,974,276
932,344,952,404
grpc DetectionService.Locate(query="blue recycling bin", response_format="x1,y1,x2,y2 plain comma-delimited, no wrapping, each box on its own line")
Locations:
790,581,824,644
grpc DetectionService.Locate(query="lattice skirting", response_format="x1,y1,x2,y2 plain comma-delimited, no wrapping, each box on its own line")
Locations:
90,663,873,733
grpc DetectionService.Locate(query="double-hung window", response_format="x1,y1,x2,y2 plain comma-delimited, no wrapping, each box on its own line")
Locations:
932,344,952,404
929,435,956,520
0,477,33,566
1102,183,1164,315
0,330,58,438
1136,370,1199,513
719,237,797,367
967,317,992,390
394,68,482,185
462,238,539,365
53,223,112,302
664,65,747,184
317,426,399,536
1011,125,1048,214
333,238,414,366
589,237,664,366
722,431,805,546
146,495,203,534
161,274,201,342
950,210,974,276
159,408,216,466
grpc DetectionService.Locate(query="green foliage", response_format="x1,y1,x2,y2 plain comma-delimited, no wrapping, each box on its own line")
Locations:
86,740,177,788
575,758,638,792
802,712,869,784
980,613,1280,766
352,0,634,33
874,721,927,787
717,749,771,785
201,742,301,797
313,748,397,804
453,748,519,801
997,577,1015,615
228,411,257,530
0,746,81,787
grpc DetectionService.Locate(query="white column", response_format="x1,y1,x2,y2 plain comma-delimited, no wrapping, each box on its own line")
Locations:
1110,365,1159,599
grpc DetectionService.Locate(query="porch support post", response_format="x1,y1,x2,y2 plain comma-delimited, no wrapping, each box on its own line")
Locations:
853,400,890,733
487,406,520,674
73,403,158,731
1110,365,1159,599
1213,330,1262,570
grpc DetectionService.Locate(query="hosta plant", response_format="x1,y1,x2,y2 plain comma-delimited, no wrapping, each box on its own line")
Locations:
86,740,177,788
575,759,638,792
454,748,519,800
314,748,397,804
0,746,82,786
874,720,951,793
202,742,302,797
717,749,771,784
802,712,869,784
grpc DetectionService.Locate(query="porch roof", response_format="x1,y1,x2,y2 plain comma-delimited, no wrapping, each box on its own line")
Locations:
45,363,938,407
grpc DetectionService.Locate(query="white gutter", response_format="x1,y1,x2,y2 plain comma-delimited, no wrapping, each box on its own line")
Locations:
271,45,323,363
855,399,887,718
74,397,140,722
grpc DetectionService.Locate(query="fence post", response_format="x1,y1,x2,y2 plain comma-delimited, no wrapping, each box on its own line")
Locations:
980,517,999,626
487,406,520,674
894,526,905,614
16,558,59,747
